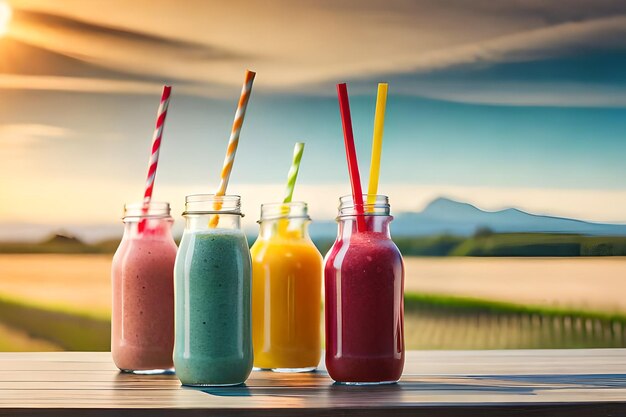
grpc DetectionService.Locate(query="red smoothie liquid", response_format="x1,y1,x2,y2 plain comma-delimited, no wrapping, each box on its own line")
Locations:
324,217,404,383
111,218,176,372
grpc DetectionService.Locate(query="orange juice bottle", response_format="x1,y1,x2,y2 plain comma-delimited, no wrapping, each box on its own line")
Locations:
251,202,322,371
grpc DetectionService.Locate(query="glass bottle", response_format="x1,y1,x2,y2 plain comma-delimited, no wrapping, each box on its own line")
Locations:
324,195,405,384
251,202,323,372
111,201,176,374
173,194,253,386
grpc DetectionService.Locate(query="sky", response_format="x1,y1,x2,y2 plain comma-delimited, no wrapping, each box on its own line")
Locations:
1,0,626,241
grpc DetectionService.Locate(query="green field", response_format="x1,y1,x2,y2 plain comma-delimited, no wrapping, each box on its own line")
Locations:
5,232,626,257
1,252,625,352
297,233,626,257
0,291,624,352
0,295,109,351
398,233,626,257
404,293,626,349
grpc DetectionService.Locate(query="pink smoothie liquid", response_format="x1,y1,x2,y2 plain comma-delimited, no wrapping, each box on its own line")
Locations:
324,217,405,384
111,219,177,372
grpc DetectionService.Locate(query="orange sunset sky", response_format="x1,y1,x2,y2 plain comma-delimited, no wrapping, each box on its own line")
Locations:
1,0,626,241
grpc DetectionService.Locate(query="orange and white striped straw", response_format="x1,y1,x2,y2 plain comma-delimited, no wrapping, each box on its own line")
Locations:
209,70,256,228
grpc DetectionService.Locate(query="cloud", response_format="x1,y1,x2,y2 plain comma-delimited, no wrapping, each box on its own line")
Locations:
2,0,626,109
0,73,236,97
0,123,72,148
0,74,163,94
392,80,626,108
440,0,626,23
15,9,237,60
402,15,626,74
5,2,620,86
7,8,251,86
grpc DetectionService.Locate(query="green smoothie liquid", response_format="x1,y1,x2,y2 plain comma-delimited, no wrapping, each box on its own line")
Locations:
174,228,253,386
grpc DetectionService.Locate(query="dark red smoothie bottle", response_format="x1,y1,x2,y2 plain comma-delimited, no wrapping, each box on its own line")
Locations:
324,195,405,384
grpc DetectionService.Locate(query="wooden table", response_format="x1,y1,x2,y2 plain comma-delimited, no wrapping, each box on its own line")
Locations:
1,350,626,416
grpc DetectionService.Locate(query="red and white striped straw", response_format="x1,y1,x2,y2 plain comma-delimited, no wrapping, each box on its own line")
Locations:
143,85,172,205
209,70,256,228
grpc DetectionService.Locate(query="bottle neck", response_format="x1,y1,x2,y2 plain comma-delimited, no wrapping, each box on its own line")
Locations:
182,194,243,231
335,194,393,240
337,215,393,240
184,214,242,231
121,201,173,239
258,218,311,240
338,194,390,216
122,217,174,239
257,201,311,240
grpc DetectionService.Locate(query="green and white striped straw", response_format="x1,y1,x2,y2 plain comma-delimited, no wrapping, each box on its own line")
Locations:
283,142,305,203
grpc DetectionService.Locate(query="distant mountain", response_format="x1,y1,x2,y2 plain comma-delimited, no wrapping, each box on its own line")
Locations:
43,233,85,246
0,223,124,244
308,197,626,238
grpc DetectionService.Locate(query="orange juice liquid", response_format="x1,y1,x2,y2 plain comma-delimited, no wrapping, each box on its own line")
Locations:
251,224,322,370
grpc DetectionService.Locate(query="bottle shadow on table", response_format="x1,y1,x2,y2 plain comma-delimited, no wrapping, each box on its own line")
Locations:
112,369,626,398
185,373,626,399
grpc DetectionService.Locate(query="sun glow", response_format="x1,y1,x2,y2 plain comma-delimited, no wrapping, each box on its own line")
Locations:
0,2,12,37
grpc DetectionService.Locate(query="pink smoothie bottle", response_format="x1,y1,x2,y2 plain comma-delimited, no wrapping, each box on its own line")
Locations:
111,202,177,373
324,194,405,384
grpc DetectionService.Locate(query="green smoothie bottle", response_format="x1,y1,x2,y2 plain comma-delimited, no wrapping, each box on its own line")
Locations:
174,194,253,386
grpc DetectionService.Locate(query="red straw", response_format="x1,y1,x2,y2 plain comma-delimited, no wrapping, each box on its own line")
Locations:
139,85,172,233
337,83,366,232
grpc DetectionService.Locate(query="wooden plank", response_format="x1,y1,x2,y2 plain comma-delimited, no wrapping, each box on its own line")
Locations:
0,350,623,416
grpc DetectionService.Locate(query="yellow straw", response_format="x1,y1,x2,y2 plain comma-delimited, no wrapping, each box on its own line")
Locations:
367,83,388,207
